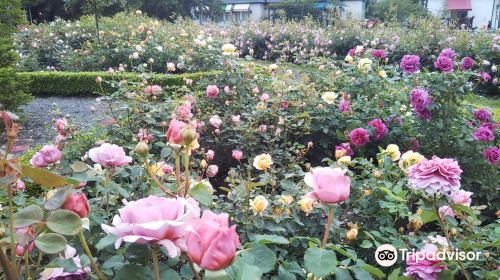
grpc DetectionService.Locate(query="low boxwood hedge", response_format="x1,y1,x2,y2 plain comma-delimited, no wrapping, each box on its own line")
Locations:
19,70,222,96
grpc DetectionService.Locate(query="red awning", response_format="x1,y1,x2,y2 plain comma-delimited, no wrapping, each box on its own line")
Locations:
447,0,472,11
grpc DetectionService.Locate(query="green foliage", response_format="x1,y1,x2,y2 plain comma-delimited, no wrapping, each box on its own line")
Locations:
367,0,429,23
19,70,221,96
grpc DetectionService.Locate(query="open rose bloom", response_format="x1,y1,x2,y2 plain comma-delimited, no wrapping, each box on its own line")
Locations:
88,143,132,168
304,167,351,204
408,156,462,195
102,196,200,258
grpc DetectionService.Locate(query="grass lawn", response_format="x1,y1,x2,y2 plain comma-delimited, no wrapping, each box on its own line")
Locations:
464,94,500,122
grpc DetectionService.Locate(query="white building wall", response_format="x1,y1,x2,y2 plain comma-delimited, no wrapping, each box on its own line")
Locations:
343,1,365,19
426,0,497,28
249,4,264,22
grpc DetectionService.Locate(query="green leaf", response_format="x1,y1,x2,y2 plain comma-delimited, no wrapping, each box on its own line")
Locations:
351,266,373,280
114,264,147,280
95,234,117,250
160,268,181,280
335,268,353,280
388,267,401,280
451,204,477,219
35,233,67,254
241,242,276,273
46,210,82,235
44,188,71,211
360,240,373,249
253,234,289,245
226,256,263,280
13,205,43,228
188,181,213,207
363,264,385,278
70,161,89,173
304,247,337,277
421,209,438,224
21,165,76,188
278,266,296,280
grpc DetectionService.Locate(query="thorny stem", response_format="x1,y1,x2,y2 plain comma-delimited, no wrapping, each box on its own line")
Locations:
321,206,335,248
151,246,161,280
79,230,106,280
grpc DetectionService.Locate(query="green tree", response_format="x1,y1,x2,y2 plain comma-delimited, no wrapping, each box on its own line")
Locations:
0,0,32,112
367,0,429,23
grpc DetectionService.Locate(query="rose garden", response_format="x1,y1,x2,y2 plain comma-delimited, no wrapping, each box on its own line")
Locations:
0,1,499,280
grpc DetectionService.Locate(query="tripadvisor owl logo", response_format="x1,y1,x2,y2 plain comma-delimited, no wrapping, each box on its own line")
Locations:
375,244,398,267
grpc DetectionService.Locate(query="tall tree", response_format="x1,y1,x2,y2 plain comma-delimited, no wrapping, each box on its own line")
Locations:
0,0,32,112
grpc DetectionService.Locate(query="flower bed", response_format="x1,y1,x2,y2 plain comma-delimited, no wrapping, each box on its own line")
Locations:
2,42,499,280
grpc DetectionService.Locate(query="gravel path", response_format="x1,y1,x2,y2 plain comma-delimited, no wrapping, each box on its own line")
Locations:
17,96,106,149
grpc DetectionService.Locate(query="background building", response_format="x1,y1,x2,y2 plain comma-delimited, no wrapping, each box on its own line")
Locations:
427,0,498,28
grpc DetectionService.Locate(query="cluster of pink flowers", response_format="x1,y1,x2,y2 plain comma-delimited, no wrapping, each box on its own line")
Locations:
137,128,154,143
173,102,193,121
470,109,499,165
144,85,163,96
102,196,240,271
408,156,462,195
30,145,62,167
409,88,432,120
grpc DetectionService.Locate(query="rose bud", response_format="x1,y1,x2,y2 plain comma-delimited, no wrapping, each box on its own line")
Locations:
180,125,197,146
62,193,90,218
186,210,240,271
134,141,149,157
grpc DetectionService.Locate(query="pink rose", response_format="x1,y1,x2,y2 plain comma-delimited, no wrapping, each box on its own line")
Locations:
224,85,231,93
144,85,163,95
162,164,174,175
438,205,455,218
408,156,462,195
368,118,388,141
206,165,219,178
15,227,34,257
166,119,186,144
206,85,219,99
62,193,90,218
404,244,447,280
30,145,62,167
174,102,193,121
483,146,500,165
232,149,243,161
102,196,200,258
206,150,215,160
39,245,91,280
209,115,222,129
260,93,270,102
371,49,386,59
185,79,193,86
186,210,240,271
167,62,176,72
304,167,351,204
448,190,472,206
55,118,68,135
88,143,132,168
349,128,370,147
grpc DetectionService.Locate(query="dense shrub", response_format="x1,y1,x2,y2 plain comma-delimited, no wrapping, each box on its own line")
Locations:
20,70,221,95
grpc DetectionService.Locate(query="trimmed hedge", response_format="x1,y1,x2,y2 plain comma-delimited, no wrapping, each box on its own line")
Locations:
19,71,222,96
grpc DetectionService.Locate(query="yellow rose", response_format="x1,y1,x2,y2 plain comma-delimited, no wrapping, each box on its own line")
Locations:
357,58,373,72
346,223,358,241
253,153,273,171
378,70,387,78
337,156,351,165
344,55,354,63
268,64,279,71
279,195,294,205
384,144,401,161
321,92,338,104
299,197,315,215
335,149,345,159
250,195,268,216
135,10,142,16
221,43,237,56
146,162,165,177
399,150,425,172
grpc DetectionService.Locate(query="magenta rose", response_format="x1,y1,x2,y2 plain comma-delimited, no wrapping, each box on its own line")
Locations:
400,54,420,74
404,244,447,280
473,108,492,123
473,126,495,142
339,97,351,113
371,49,387,59
88,143,132,168
206,85,219,99
448,189,473,207
368,118,388,141
480,72,492,82
30,145,62,167
483,146,500,165
408,156,462,195
439,48,456,59
304,167,351,204
434,55,454,73
186,210,240,271
410,88,432,119
460,57,474,70
101,196,200,258
349,128,370,147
